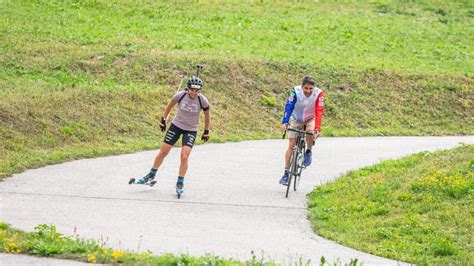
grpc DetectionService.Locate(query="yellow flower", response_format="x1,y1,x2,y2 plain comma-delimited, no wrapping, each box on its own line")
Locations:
3,239,20,254
87,253,97,263
112,250,124,262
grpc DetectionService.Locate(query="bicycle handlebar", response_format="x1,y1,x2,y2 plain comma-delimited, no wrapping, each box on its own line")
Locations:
282,128,315,139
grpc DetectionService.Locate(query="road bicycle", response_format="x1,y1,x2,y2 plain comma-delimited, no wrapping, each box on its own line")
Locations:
283,127,314,198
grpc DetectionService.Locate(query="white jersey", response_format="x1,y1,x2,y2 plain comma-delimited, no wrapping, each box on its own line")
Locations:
291,85,322,122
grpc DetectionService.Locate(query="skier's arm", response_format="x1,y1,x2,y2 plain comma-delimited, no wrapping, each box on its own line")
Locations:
203,109,210,131
162,98,177,121
159,98,177,132
201,109,211,142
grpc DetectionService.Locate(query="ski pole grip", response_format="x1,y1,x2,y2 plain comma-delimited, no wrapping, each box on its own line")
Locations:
196,64,203,76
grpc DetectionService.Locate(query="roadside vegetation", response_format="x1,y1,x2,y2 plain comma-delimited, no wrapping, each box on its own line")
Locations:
0,221,361,265
0,222,256,265
308,145,474,265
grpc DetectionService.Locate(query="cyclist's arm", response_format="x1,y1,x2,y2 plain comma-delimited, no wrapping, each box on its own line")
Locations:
282,88,297,124
314,91,324,133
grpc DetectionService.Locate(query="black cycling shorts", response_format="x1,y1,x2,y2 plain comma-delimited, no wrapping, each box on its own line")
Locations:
163,123,197,148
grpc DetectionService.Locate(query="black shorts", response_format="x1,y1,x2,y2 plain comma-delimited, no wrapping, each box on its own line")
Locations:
163,123,197,148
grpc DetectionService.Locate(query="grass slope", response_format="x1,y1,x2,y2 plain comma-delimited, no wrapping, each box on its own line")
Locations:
308,145,474,265
1,2,473,180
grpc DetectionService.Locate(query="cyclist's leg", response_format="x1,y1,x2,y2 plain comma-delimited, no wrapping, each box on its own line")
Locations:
285,119,300,167
285,138,297,168
280,138,296,185
305,118,316,150
281,120,299,184
303,119,315,166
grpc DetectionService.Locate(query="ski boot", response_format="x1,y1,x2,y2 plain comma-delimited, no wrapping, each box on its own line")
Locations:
176,177,184,199
129,173,157,187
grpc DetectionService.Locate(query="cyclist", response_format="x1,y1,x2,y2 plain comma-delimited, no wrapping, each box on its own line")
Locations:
136,76,211,194
280,76,324,185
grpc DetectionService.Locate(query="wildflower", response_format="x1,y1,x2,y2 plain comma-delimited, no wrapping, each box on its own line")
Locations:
87,253,97,263
112,250,124,262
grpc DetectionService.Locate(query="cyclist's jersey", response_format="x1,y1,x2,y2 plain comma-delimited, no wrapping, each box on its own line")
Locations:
282,85,324,131
172,91,210,131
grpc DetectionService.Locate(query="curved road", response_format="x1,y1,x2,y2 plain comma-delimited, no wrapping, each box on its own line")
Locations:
1,137,473,265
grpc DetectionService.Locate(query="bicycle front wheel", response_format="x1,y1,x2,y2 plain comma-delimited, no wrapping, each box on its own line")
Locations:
285,172,293,198
293,171,301,191
294,153,304,191
286,150,298,198
293,153,303,191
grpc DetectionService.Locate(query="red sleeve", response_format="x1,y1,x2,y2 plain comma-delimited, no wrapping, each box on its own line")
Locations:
314,92,324,131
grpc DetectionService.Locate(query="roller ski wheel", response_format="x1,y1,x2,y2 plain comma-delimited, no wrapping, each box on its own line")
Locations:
176,187,183,199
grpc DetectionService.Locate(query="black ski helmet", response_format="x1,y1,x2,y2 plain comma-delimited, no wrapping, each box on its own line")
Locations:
187,76,203,90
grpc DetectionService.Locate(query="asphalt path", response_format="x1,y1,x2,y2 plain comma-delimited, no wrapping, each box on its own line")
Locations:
1,136,473,265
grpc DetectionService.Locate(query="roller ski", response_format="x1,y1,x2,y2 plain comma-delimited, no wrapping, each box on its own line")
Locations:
176,177,184,199
128,173,157,187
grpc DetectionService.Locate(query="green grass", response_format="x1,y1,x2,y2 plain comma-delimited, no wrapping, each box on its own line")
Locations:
1,1,473,179
307,145,474,265
0,222,257,265
2,1,473,75
0,222,362,265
